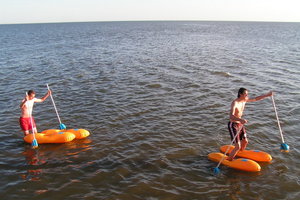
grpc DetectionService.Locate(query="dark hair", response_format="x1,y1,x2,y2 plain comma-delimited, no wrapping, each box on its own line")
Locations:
27,90,35,95
238,88,247,98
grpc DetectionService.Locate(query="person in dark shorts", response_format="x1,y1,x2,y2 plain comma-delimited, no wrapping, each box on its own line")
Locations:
227,88,273,161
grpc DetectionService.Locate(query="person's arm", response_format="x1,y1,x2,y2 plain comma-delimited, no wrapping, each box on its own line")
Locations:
247,91,273,102
35,90,51,103
20,99,27,108
20,94,30,108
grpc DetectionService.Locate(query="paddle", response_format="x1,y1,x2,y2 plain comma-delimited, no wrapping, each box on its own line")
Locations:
213,125,243,175
271,95,289,152
46,84,67,130
26,92,38,149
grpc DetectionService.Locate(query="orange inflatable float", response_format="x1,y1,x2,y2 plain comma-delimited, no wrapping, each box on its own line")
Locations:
41,129,90,139
24,129,90,144
24,131,75,144
220,145,272,162
208,152,261,172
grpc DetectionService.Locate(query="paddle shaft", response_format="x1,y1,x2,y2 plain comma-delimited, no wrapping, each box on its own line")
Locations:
271,95,285,143
46,84,63,125
216,125,243,168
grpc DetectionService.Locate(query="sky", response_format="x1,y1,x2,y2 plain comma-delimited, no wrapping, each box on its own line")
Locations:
0,0,300,24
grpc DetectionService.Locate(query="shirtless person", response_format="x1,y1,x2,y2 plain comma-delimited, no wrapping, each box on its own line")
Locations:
20,89,51,136
227,88,273,161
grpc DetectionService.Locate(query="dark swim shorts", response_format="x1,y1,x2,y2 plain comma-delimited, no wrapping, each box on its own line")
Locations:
228,121,247,143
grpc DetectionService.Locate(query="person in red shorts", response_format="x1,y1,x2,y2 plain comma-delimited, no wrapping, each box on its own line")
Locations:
20,89,51,136
227,88,273,161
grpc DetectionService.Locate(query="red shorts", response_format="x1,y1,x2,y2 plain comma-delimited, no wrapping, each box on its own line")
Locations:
19,117,36,131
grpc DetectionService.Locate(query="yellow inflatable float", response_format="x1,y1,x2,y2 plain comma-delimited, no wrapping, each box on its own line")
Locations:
23,129,90,144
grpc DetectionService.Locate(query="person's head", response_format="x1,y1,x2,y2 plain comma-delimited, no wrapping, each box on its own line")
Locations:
237,88,248,98
27,90,36,99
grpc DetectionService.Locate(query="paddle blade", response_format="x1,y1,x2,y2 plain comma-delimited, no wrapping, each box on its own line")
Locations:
213,167,221,175
280,143,289,152
31,139,38,149
59,123,67,130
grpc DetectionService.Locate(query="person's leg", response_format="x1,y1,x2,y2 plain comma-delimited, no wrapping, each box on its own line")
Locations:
30,117,38,134
23,130,30,136
20,117,30,136
32,127,38,134
227,122,241,161
240,126,248,151
227,141,241,161
241,138,248,151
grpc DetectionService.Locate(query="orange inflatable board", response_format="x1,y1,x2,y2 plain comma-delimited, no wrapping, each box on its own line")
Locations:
208,152,261,172
220,145,272,162
24,131,75,144
66,129,90,139
42,129,90,139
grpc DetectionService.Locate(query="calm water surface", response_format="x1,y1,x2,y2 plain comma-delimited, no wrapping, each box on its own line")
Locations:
0,21,300,199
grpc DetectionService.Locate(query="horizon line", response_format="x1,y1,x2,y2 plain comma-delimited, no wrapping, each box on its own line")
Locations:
1,19,300,26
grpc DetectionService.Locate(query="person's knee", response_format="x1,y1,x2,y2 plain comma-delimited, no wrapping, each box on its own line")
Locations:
24,131,29,136
234,142,242,150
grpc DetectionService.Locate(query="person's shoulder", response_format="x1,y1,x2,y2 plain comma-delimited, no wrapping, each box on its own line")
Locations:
232,98,239,103
232,98,246,105
33,97,40,102
231,99,238,107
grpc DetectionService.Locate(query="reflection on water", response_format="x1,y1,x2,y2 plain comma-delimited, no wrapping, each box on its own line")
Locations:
20,139,92,182
21,147,45,181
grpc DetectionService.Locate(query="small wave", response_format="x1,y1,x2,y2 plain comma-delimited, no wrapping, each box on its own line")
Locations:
211,71,231,77
146,83,162,89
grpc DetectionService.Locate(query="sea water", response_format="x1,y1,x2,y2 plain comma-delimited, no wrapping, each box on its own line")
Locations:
0,21,299,199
